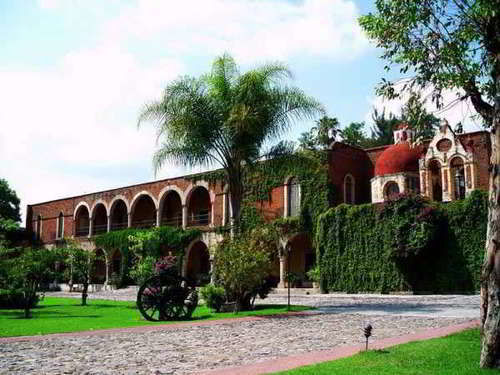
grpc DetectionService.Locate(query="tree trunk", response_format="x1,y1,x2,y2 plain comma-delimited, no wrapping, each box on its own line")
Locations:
229,169,244,237
81,281,88,306
480,72,500,368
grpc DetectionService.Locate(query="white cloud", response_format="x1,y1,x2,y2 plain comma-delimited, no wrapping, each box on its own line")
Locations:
0,47,186,222
4,0,369,223
365,87,484,133
102,0,369,63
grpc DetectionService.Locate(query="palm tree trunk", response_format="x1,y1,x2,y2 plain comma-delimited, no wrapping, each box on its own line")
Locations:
480,71,500,368
229,167,244,237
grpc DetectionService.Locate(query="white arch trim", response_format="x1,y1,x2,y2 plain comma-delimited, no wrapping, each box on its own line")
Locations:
130,190,159,214
158,185,187,208
182,238,209,277
185,181,215,205
73,201,91,219
109,195,131,215
90,199,109,219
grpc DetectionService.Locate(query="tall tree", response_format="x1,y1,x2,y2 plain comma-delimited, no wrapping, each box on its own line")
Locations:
298,116,340,150
0,179,21,247
341,121,369,148
368,108,400,147
138,54,324,231
360,0,500,367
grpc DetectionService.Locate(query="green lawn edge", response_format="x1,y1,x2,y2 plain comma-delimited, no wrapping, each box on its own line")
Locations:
0,297,312,337
272,329,498,375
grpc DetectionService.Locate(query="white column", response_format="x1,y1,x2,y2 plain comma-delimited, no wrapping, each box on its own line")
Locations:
106,215,111,233
182,205,188,229
127,212,132,228
210,256,215,284
156,209,161,227
88,218,93,238
279,255,286,288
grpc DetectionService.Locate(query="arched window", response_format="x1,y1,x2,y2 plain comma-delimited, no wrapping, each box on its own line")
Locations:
384,181,400,200
288,177,300,217
36,215,42,240
451,157,466,200
344,174,355,204
57,212,64,239
428,159,443,202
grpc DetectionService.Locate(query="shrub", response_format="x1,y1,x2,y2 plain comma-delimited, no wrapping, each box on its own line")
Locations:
214,226,276,311
306,266,320,283
0,289,39,309
129,256,156,285
199,284,225,312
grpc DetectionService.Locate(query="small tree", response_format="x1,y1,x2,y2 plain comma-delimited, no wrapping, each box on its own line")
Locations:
1,247,62,318
63,244,95,306
214,225,278,311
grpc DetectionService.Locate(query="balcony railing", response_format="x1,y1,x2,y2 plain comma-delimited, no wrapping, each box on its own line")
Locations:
93,224,108,235
161,215,182,227
75,226,90,237
187,212,210,227
111,222,128,231
132,219,156,229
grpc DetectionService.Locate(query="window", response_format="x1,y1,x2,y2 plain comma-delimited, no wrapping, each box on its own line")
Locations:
36,215,42,240
384,181,400,200
451,157,466,200
57,212,64,239
406,176,420,194
288,177,300,217
344,174,355,204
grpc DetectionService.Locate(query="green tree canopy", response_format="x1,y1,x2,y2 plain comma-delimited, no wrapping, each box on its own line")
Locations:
360,0,500,368
0,179,20,223
138,54,324,231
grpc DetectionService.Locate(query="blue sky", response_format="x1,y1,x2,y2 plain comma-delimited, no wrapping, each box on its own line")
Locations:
0,0,481,222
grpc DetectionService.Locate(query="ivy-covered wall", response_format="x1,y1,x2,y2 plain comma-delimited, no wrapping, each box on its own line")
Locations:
316,190,487,293
241,150,333,239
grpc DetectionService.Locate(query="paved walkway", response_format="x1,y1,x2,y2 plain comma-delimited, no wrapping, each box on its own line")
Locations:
0,289,480,375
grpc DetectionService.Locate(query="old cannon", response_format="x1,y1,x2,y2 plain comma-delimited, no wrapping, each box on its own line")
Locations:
136,258,198,321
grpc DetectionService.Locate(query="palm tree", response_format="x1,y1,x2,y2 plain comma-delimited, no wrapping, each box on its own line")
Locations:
138,54,324,232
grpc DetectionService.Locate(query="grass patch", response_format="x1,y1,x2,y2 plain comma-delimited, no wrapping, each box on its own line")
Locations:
0,297,311,337
273,328,498,375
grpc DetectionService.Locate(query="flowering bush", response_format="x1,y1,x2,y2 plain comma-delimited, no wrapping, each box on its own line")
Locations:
155,255,177,274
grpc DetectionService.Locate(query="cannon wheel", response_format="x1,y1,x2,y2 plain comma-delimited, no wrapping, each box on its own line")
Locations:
137,274,198,321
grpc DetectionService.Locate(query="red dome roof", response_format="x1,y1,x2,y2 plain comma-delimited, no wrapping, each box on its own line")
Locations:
375,142,422,177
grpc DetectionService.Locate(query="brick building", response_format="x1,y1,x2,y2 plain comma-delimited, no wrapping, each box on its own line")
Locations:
26,121,491,288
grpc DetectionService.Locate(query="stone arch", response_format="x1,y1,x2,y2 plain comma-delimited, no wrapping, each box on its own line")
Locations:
92,249,107,283
73,201,91,219
109,197,129,231
428,159,443,202
90,200,109,219
383,181,400,200
283,233,314,288
130,191,158,228
159,185,187,207
343,174,355,204
158,187,184,227
450,156,466,200
183,239,210,285
109,195,130,214
91,203,108,235
74,203,90,237
186,185,212,226
111,249,122,276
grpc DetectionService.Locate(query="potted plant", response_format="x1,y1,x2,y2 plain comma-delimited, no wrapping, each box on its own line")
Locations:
306,266,320,289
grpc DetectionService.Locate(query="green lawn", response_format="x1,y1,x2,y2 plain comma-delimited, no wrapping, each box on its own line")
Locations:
0,297,310,337
273,329,499,375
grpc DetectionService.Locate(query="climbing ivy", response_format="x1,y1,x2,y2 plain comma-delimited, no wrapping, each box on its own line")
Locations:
94,226,200,259
317,191,487,293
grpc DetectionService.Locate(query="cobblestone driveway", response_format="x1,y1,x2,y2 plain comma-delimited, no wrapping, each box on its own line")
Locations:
0,289,479,375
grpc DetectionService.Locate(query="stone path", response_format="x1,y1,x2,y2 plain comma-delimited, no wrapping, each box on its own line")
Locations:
0,289,479,374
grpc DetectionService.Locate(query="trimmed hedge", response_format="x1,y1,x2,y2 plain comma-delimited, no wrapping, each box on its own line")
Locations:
317,190,487,293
